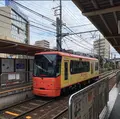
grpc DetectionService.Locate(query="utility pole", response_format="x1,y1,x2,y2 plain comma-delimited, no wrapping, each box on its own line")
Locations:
59,0,62,50
56,17,61,51
53,0,62,51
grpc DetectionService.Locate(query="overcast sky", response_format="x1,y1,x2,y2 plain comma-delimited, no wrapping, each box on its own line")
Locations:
0,0,119,58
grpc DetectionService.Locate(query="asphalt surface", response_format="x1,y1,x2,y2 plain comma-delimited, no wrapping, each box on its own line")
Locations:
109,89,120,119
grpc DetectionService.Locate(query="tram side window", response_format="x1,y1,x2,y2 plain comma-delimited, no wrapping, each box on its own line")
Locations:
83,62,90,72
95,62,99,71
64,62,68,80
70,60,90,74
56,55,62,76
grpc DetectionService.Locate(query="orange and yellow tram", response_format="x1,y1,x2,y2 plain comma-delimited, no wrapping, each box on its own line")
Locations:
33,51,99,97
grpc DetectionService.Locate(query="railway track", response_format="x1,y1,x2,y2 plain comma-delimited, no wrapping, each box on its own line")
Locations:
0,97,54,119
99,70,116,79
0,70,117,119
16,96,69,119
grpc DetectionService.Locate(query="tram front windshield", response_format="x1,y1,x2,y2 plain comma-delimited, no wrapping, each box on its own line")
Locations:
33,54,61,77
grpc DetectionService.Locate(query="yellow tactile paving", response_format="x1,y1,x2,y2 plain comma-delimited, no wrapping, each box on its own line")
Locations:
5,111,19,116
26,116,32,119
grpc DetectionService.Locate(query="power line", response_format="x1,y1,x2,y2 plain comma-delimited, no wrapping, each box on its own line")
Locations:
12,1,94,47
65,37,91,51
2,1,94,50
30,19,55,31
52,0,93,49
67,24,92,28
0,16,56,42
64,25,93,46
63,38,69,50
62,3,91,31
0,8,56,31
13,1,55,23
56,2,96,46
0,12,56,34
0,2,92,48
67,30,98,36
67,35,92,49
0,17,54,38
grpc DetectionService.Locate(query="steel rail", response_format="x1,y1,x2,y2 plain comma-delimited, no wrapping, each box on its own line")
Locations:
13,100,54,119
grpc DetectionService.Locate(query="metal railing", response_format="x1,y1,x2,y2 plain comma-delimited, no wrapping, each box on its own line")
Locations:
0,71,32,88
69,71,118,119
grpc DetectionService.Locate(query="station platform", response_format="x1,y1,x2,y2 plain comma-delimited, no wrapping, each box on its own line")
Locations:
109,85,120,119
0,83,33,110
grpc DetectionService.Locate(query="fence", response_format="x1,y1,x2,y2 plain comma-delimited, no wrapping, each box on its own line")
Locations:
68,72,118,119
0,58,33,88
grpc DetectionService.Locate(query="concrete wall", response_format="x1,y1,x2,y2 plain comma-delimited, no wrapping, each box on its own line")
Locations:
0,91,33,110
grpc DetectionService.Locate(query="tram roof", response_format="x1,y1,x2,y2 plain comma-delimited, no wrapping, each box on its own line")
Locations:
72,0,120,53
36,51,98,60
0,39,52,56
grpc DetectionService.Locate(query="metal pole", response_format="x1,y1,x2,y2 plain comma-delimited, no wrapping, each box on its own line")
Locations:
56,17,61,51
59,0,62,51
99,34,101,71
114,54,116,69
55,0,62,51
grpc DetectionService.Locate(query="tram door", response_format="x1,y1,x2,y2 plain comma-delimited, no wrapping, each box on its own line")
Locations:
91,62,94,74
62,61,69,87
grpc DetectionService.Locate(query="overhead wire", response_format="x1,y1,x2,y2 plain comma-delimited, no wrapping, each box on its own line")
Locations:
0,11,56,34
58,2,97,46
0,8,56,31
68,24,92,28
64,37,91,52
13,1,118,55
62,3,93,31
62,38,69,50
13,1,55,23
67,35,91,48
52,1,94,50
0,14,56,38
1,1,94,50
0,15,56,43
13,2,56,30
52,1,93,47
21,1,52,16
14,1,94,50
64,25,93,46
16,1,93,47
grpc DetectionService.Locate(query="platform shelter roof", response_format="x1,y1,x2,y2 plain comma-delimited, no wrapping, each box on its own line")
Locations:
0,39,52,56
72,0,120,53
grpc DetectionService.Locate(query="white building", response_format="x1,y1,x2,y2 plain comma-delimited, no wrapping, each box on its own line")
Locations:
35,40,50,49
94,39,110,59
0,6,29,44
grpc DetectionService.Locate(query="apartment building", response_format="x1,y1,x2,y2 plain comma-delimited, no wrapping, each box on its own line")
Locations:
94,39,110,58
0,6,29,44
35,40,50,49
